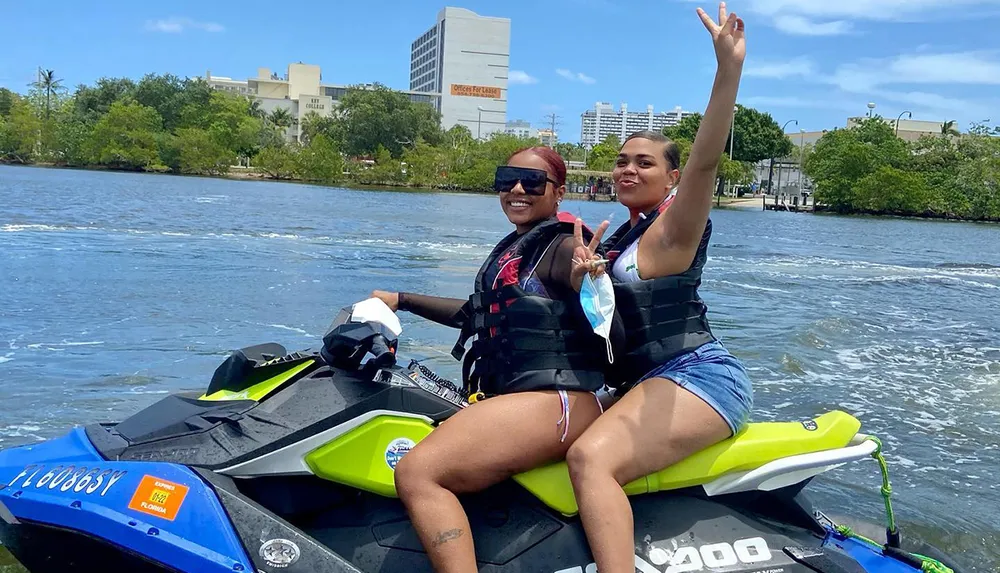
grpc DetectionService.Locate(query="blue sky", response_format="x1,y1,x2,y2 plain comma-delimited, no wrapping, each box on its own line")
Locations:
3,0,1000,143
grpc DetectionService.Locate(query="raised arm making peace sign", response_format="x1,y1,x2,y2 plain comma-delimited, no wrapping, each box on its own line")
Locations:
565,5,755,573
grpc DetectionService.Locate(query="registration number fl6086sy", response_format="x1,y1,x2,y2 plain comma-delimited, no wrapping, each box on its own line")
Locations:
6,465,128,497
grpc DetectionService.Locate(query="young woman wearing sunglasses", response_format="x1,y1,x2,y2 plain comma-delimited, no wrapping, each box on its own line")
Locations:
563,5,754,573
370,146,619,573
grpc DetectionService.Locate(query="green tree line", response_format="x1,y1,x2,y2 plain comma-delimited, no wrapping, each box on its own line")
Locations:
0,70,793,194
7,70,994,221
804,117,1000,221
0,72,554,190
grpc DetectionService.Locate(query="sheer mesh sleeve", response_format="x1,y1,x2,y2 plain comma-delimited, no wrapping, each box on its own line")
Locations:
533,234,577,296
535,234,627,370
397,292,468,329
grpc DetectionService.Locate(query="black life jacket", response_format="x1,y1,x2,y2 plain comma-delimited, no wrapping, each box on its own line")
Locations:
603,196,715,387
451,213,609,397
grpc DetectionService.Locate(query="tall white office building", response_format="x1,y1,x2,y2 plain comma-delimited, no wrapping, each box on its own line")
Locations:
410,7,510,139
580,102,695,147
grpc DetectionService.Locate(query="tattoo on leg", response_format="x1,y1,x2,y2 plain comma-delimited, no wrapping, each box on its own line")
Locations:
431,528,464,547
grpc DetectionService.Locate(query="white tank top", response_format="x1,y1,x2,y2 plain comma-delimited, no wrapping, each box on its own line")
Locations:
611,239,641,283
610,190,677,284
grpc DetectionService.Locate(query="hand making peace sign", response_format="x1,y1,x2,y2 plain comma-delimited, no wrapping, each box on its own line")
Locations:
570,217,610,293
698,2,746,72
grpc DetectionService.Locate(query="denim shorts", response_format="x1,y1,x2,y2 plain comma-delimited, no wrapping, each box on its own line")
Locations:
630,339,753,436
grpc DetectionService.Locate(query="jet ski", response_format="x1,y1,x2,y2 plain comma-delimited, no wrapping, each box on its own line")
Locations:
0,298,965,573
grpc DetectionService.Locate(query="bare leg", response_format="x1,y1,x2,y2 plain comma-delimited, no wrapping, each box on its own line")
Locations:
566,377,732,573
395,390,602,573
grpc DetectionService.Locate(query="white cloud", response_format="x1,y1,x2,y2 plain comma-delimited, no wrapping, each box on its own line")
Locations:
826,51,1000,93
145,17,224,33
739,0,1000,21
878,91,969,109
771,15,852,36
882,52,1000,85
556,68,596,84
742,90,991,121
740,95,858,112
745,56,816,79
744,49,1000,119
556,68,597,84
684,0,1000,36
746,50,1000,93
871,90,992,119
508,70,538,85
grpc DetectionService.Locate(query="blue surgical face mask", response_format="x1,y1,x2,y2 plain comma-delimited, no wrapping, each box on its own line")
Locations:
580,272,616,364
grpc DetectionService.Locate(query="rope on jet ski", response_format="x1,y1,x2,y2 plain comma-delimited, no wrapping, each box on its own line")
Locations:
912,555,954,573
833,524,881,549
833,525,954,573
865,436,898,539
831,436,954,573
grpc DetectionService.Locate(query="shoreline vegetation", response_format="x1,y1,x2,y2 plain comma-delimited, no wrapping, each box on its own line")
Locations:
2,72,998,222
0,160,764,212
1,158,615,194
802,116,1000,223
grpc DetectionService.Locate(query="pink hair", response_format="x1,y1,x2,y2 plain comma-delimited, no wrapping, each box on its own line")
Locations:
508,146,567,188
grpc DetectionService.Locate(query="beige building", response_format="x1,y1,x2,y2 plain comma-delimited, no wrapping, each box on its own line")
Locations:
846,116,946,142
205,74,254,96
756,114,950,195
246,64,333,142
536,128,557,147
206,63,441,142
784,116,949,150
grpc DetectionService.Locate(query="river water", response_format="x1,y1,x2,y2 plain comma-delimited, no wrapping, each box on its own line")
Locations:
1,165,998,572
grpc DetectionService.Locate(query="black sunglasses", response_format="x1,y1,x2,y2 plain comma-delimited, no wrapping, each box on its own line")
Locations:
493,166,558,196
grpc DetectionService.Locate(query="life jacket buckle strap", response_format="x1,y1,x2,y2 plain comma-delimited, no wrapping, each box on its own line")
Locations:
450,299,478,361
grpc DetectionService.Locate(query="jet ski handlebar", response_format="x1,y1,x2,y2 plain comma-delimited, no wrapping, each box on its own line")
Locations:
318,298,402,373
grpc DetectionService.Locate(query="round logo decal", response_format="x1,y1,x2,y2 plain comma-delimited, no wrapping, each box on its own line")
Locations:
385,437,416,470
259,538,300,568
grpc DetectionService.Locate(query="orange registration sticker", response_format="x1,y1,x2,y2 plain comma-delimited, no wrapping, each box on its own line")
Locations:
127,475,189,521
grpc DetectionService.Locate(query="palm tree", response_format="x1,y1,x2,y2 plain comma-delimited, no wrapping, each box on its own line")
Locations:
268,107,293,129
32,69,63,119
940,120,959,138
247,98,266,120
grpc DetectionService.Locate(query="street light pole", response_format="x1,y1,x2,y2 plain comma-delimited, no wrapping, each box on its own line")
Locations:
798,128,805,196
477,106,483,141
721,104,738,202
770,119,797,195
895,110,912,137
729,105,737,160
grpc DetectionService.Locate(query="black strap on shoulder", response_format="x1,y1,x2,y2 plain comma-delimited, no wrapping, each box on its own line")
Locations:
605,208,660,256
450,298,475,361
